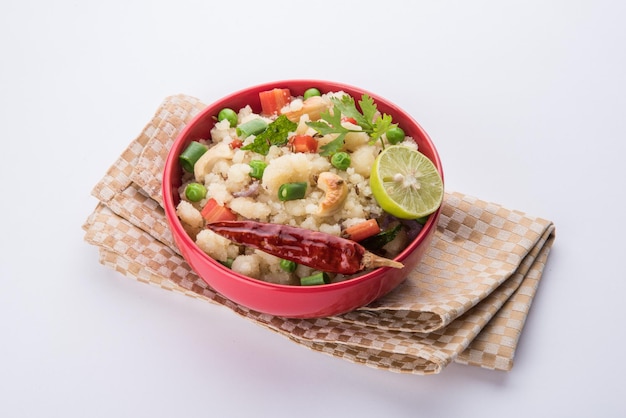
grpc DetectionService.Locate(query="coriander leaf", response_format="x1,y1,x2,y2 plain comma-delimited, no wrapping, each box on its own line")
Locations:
320,103,346,129
241,134,270,155
370,114,395,144
306,93,400,152
241,115,296,155
305,120,341,136
358,94,378,129
319,133,347,156
306,104,354,155
332,95,370,128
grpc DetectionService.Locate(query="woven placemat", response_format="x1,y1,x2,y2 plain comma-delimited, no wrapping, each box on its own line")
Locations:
82,94,555,374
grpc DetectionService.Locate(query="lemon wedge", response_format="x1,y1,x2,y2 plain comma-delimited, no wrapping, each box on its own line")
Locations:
370,145,443,219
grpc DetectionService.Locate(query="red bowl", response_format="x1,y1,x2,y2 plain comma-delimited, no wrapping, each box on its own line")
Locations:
162,80,443,318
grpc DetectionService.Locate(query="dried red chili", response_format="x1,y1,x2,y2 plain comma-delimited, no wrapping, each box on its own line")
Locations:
206,220,404,275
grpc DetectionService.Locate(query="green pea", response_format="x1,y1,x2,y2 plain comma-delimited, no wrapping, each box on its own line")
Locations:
279,259,297,273
184,183,207,202
331,152,351,171
217,108,238,127
386,126,405,145
303,88,321,100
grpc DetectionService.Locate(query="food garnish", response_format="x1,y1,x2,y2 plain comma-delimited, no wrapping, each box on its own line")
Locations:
206,220,404,275
306,94,398,156
241,115,297,155
370,145,444,219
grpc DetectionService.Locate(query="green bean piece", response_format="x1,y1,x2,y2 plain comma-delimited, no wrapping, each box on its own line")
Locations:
331,152,351,170
236,119,268,138
248,160,268,179
278,182,307,201
303,88,321,100
184,182,207,202
179,141,208,173
279,259,297,273
219,258,234,269
386,126,405,145
218,108,238,127
300,272,330,286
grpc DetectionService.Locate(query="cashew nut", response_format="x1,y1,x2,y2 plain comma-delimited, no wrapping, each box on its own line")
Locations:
282,96,330,122
316,171,348,216
194,141,233,182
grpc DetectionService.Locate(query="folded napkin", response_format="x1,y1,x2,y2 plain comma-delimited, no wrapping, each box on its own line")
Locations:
82,95,555,375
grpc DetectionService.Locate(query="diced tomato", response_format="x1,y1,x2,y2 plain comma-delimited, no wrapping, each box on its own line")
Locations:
230,139,243,149
344,219,381,242
200,198,238,223
289,135,318,153
342,117,358,125
259,88,291,116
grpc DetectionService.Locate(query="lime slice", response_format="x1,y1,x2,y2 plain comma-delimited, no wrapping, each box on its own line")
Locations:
370,145,443,219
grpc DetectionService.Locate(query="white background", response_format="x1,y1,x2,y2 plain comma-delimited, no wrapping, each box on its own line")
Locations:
1,1,625,417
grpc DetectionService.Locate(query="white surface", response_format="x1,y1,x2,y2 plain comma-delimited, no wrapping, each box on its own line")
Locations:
1,0,625,416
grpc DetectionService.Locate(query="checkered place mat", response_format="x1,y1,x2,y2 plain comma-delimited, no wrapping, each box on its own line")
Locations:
82,95,555,375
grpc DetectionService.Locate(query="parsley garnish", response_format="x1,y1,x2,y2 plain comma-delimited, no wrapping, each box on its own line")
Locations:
241,115,297,156
306,94,397,156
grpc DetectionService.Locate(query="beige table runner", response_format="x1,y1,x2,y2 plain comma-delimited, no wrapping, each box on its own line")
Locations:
82,94,556,375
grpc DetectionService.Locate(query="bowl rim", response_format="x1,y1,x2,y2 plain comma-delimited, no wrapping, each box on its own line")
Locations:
162,79,444,293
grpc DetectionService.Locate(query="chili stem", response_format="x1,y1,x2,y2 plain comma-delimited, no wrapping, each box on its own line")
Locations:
361,251,404,270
